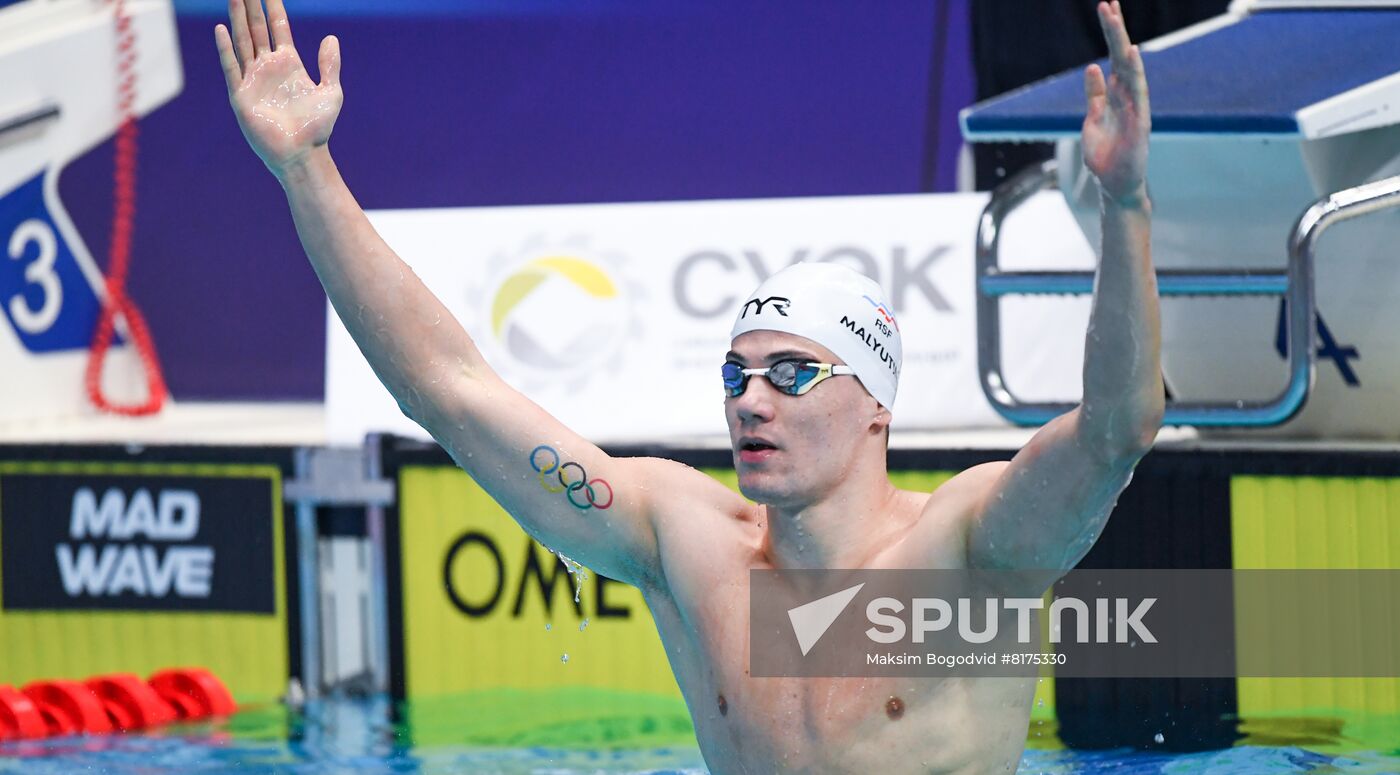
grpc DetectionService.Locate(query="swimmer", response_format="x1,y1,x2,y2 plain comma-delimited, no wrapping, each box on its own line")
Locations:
216,1,1160,771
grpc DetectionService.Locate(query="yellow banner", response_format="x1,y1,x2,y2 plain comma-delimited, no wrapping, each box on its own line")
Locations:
1232,475,1400,719
399,464,680,700
0,461,287,703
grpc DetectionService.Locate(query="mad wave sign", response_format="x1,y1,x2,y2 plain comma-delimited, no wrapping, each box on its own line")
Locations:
59,487,212,599
0,473,276,613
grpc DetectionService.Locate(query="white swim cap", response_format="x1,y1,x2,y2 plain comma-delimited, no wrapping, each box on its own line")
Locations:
729,262,902,409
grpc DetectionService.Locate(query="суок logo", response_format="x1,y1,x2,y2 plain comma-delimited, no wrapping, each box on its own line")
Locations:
474,239,644,391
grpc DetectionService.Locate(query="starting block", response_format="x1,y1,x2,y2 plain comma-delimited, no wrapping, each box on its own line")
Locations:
0,0,181,425
962,1,1400,438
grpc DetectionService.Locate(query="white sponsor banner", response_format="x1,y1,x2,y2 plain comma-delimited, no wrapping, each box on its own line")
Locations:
327,192,1095,445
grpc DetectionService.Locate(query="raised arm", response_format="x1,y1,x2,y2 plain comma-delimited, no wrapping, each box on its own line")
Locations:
962,1,1164,580
214,0,716,588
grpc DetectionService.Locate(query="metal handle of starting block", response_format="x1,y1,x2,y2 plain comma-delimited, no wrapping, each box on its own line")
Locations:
0,103,60,139
976,159,1400,427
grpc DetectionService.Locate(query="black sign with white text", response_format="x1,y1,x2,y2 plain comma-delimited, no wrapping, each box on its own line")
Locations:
0,473,276,613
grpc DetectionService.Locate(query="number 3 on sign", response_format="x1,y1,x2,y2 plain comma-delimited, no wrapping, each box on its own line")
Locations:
8,218,63,335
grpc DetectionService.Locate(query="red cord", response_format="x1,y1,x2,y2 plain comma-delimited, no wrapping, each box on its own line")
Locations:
85,0,168,416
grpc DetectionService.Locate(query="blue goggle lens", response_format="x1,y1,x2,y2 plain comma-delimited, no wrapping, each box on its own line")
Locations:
722,362,746,395
723,360,821,397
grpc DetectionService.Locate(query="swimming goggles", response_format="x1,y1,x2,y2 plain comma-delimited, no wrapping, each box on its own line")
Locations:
722,360,856,398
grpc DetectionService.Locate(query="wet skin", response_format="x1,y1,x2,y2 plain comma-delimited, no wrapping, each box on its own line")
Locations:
217,0,1159,771
631,329,1036,774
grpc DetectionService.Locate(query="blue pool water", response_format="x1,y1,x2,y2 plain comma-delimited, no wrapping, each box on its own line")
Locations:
1,697,1397,774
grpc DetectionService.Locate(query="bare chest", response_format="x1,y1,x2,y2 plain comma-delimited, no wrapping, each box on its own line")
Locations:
646,552,1030,772
652,604,1033,774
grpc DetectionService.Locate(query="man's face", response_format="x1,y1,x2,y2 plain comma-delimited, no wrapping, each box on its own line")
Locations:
724,330,885,506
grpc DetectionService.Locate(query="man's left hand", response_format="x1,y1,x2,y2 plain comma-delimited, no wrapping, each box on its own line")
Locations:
1082,0,1151,203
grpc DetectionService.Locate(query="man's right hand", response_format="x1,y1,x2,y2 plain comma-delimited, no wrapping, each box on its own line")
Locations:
215,0,342,180
210,2,745,594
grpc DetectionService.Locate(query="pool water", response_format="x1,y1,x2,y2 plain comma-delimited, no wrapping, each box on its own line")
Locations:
1,696,1396,774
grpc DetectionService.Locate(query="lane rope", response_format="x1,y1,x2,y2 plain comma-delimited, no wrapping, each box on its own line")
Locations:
85,0,168,416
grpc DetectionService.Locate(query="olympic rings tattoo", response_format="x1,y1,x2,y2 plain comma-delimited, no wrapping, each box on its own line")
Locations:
528,445,614,510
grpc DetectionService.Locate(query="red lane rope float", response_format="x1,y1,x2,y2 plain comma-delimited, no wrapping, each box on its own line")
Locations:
0,685,46,740
148,668,237,719
32,702,79,737
85,674,177,731
2,670,235,740
22,679,114,736
84,0,168,416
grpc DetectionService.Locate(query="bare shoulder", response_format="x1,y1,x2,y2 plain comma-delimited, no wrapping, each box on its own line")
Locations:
622,456,759,547
895,461,1011,568
929,461,1011,507
624,456,762,586
621,456,752,515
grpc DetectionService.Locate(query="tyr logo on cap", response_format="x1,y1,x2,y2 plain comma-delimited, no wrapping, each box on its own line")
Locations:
740,296,791,319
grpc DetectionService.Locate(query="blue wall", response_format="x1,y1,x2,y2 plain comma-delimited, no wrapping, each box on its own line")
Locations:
57,1,974,400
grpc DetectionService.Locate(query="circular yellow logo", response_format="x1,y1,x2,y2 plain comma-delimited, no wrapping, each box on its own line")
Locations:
486,255,631,376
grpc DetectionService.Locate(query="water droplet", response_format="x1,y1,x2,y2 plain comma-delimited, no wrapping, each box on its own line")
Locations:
560,653,569,664
1037,698,1045,707
579,618,590,632
544,623,551,631
1153,732,1164,744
